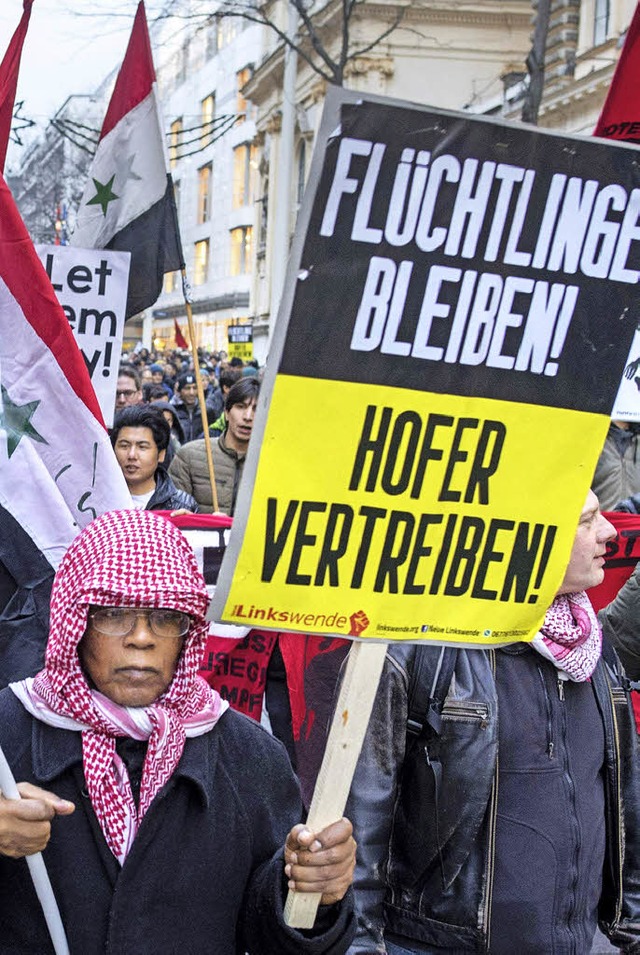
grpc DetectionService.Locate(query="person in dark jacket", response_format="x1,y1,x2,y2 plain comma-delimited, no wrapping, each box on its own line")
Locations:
148,398,186,469
0,509,356,954
169,377,259,514
592,420,640,511
110,404,198,512
170,372,218,443
345,489,640,954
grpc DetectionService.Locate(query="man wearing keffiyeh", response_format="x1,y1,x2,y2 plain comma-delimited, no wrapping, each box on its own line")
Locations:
0,509,356,954
344,490,640,955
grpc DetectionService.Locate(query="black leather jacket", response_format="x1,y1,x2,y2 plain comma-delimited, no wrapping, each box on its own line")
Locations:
147,466,198,512
346,642,640,954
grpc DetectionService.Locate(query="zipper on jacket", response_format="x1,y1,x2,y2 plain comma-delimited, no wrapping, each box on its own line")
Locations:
440,700,489,726
557,672,581,952
481,650,497,952
608,683,624,928
557,674,566,701
535,661,555,758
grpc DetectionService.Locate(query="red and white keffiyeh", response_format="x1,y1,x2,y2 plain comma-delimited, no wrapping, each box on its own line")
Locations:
532,590,602,682
11,509,227,864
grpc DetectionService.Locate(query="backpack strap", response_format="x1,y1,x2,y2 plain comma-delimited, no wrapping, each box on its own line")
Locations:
407,644,457,739
601,637,640,693
405,644,458,888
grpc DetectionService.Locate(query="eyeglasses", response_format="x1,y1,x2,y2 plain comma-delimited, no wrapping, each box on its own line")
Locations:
116,389,138,399
89,607,191,638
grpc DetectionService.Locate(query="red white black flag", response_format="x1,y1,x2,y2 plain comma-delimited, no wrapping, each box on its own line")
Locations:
72,1,183,318
0,0,33,173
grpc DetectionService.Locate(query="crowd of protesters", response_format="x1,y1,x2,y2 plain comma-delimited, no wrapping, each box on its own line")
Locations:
2,335,640,953
110,347,262,516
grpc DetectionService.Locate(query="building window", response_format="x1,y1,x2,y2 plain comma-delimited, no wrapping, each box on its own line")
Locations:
236,67,251,124
198,164,213,224
257,188,268,256
296,140,307,208
594,0,610,45
164,271,178,294
194,239,209,285
217,17,237,50
201,94,216,148
170,118,183,170
230,226,253,275
173,179,181,217
232,143,256,208
205,18,218,59
177,41,189,85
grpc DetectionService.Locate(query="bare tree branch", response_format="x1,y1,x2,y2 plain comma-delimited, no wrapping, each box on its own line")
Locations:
348,7,406,62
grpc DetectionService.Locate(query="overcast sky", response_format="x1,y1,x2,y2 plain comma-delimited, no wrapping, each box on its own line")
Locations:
0,1,138,169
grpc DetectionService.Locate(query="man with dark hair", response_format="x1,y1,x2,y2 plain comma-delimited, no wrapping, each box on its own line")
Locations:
209,368,243,436
114,365,142,413
111,405,197,512
169,378,259,514
170,372,218,442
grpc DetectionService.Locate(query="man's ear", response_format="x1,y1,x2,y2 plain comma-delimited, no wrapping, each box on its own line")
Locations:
159,449,166,464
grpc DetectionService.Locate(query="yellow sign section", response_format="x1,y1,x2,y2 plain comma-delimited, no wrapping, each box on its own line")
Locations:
228,340,254,362
220,376,608,645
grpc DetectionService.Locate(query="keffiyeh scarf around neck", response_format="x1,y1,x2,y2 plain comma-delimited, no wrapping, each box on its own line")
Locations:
11,510,227,864
532,590,602,682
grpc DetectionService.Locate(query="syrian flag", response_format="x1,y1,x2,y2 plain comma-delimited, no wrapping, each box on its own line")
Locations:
71,0,183,319
0,0,34,173
594,4,640,142
0,172,131,684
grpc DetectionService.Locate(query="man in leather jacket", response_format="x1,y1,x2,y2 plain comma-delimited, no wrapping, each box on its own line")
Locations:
346,490,640,954
110,404,198,512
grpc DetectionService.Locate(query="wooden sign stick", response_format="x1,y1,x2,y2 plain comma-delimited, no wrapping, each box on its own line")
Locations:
284,639,388,929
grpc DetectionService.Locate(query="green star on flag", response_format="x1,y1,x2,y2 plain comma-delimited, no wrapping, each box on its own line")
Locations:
86,174,119,216
0,384,48,458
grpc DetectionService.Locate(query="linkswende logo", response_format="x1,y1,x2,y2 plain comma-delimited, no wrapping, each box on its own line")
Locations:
230,603,371,636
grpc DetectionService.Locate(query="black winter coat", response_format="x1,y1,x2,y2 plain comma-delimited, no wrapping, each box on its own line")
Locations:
0,692,355,954
147,466,198,512
170,397,217,443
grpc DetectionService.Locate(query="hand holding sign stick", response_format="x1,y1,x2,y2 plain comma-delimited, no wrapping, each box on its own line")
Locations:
284,638,388,928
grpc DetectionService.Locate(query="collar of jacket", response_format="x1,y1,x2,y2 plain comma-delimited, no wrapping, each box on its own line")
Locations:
218,430,245,461
30,711,219,809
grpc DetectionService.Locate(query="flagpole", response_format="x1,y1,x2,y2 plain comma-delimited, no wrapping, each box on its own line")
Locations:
0,744,70,955
165,158,220,514
180,269,220,513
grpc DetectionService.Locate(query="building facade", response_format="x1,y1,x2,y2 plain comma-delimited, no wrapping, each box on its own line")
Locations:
8,1,637,362
150,12,263,355
244,0,537,361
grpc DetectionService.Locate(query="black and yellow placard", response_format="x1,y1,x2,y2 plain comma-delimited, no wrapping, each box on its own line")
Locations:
212,89,640,645
228,323,253,362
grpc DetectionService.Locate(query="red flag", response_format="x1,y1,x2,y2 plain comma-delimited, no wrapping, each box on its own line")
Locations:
174,317,188,348
594,5,640,141
0,0,33,172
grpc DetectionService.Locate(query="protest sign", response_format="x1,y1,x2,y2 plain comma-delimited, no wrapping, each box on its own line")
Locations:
36,246,130,427
612,327,640,421
228,322,254,362
212,89,640,647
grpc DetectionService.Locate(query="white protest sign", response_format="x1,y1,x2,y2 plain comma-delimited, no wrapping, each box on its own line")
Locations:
36,246,131,427
612,326,640,421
